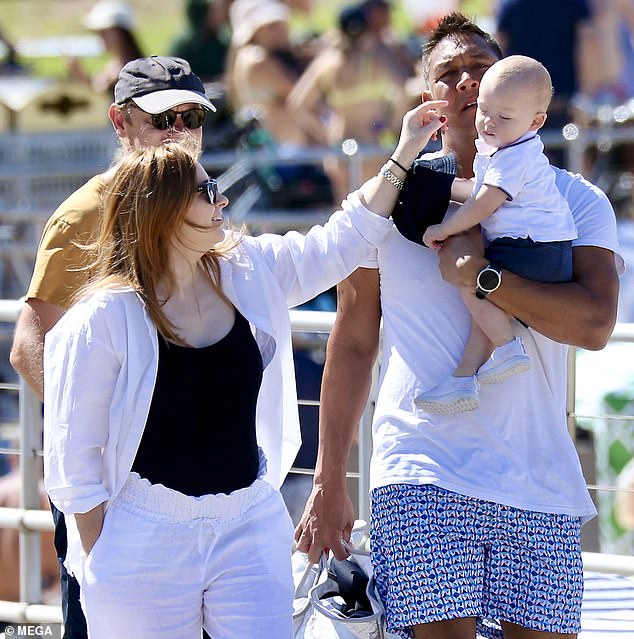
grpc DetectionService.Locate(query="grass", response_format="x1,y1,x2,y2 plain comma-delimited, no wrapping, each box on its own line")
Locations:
2,0,187,78
1,0,492,78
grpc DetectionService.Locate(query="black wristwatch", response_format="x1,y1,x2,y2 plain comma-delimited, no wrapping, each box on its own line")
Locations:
475,264,502,299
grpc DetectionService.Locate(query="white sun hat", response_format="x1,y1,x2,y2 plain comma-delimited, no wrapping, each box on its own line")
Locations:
229,0,290,47
83,1,136,31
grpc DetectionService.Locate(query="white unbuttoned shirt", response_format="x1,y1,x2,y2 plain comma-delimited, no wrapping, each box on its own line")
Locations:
43,190,392,579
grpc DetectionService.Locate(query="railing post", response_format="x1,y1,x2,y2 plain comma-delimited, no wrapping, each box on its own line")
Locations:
565,132,586,177
19,378,42,604
342,139,363,196
567,346,577,440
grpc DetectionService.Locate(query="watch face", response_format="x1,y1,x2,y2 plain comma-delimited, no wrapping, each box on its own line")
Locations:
478,268,500,292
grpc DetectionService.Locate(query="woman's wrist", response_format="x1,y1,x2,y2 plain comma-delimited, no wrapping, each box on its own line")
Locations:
388,156,410,175
379,164,405,190
390,144,419,174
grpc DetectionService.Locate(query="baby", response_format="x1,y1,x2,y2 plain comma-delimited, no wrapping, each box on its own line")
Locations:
416,55,577,414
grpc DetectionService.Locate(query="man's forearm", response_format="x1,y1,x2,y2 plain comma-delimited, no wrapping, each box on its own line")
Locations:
10,300,65,401
439,236,619,349
315,335,377,487
315,269,382,484
295,268,381,561
488,254,618,349
10,316,45,401
12,350,44,400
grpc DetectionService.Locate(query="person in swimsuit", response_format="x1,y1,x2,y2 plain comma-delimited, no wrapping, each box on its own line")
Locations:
289,2,413,203
226,0,315,148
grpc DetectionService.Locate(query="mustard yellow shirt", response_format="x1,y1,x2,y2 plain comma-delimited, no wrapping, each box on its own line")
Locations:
26,175,106,310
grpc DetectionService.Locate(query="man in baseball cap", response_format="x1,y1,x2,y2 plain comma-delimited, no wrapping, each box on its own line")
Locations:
10,56,215,639
110,55,215,150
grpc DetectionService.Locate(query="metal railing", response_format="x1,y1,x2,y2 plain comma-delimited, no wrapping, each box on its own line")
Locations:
0,301,633,624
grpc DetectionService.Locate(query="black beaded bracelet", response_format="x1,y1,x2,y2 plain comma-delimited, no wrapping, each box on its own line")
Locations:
389,157,409,173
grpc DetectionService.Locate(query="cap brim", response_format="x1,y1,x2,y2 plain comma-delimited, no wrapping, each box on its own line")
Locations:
132,89,216,113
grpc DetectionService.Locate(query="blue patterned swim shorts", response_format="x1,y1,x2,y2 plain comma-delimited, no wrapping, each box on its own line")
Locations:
370,484,583,639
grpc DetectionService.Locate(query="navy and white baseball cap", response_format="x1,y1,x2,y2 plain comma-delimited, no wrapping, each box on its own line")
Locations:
114,56,216,113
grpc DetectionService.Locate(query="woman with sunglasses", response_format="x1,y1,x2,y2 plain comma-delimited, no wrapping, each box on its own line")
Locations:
43,101,446,639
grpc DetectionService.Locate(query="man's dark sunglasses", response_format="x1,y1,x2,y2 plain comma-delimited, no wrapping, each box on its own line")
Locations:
197,178,219,205
148,107,207,130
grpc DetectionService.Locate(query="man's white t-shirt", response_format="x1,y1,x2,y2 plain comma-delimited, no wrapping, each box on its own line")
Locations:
366,167,624,523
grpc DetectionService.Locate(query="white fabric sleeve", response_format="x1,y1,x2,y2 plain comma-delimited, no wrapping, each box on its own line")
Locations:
44,302,121,515
253,190,392,308
554,168,625,275
360,247,379,269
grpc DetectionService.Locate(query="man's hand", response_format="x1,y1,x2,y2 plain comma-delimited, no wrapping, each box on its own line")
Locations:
423,224,448,248
294,482,355,564
438,228,487,288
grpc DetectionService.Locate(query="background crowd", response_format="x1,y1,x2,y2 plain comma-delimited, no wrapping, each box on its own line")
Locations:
3,0,634,194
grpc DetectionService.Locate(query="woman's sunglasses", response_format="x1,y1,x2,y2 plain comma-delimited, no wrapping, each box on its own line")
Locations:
197,178,219,205
150,107,207,130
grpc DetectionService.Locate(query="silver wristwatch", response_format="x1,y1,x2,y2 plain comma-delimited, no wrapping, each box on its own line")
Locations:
379,164,404,190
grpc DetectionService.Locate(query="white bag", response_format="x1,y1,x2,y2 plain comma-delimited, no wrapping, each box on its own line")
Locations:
292,544,385,639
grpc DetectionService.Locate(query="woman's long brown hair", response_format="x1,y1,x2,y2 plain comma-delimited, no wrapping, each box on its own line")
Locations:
79,143,239,344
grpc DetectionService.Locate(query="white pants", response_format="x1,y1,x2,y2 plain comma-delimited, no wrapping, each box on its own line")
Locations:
80,470,294,639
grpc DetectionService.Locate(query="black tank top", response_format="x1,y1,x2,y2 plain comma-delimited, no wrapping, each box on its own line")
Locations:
131,311,263,496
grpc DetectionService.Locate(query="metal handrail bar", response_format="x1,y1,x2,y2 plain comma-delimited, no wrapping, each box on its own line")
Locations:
0,299,22,320
0,121,633,169
19,379,42,603
604,324,634,342
0,506,53,532
582,552,634,576
0,601,62,624
200,143,386,171
2,122,634,178
288,309,336,333
586,484,634,494
574,413,634,421
0,163,111,180
0,246,39,257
